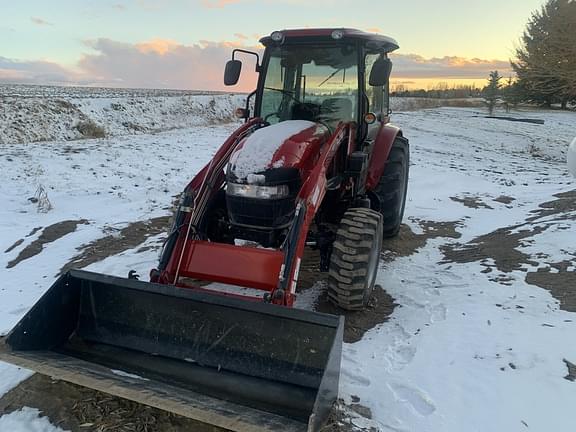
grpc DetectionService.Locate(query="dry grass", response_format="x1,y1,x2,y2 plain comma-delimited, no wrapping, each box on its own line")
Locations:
76,120,106,138
0,375,225,432
33,184,53,213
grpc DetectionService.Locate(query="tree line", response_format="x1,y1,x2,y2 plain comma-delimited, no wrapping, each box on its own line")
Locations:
511,0,576,109
393,0,576,110
391,84,483,99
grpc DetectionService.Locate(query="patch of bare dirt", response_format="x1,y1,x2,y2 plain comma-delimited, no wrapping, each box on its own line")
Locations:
315,286,397,344
564,359,576,382
489,274,516,286
381,220,462,262
493,195,516,205
525,260,576,312
6,220,89,268
297,250,396,343
440,191,576,309
321,400,377,432
450,195,494,209
440,224,547,273
60,216,169,274
527,190,576,222
0,374,223,432
26,226,43,237
297,248,326,290
4,239,23,253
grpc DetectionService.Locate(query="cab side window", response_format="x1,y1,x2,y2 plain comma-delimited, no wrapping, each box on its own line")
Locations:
365,53,389,117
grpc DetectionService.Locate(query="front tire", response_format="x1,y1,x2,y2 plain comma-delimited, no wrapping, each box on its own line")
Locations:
327,208,383,311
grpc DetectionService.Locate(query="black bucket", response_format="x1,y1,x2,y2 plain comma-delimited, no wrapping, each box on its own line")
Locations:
0,270,343,432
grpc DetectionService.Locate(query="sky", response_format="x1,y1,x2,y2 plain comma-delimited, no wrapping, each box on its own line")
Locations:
0,0,547,91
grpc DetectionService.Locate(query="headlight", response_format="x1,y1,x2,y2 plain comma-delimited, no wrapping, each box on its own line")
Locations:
227,183,290,199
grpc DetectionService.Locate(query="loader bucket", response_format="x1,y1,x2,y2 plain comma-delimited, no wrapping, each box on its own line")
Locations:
0,270,343,432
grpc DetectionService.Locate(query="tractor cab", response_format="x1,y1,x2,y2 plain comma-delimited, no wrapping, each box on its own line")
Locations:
225,28,399,133
222,29,404,250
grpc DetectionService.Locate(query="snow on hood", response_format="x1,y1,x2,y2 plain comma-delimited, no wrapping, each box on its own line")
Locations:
229,120,316,180
568,137,576,177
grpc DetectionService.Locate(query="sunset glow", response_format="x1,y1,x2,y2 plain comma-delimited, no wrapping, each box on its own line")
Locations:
0,0,547,90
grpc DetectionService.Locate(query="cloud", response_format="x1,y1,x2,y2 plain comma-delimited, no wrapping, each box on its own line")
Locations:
0,37,513,90
77,38,260,90
201,0,241,8
391,53,513,79
30,17,53,26
0,56,77,84
135,38,180,55
112,3,126,10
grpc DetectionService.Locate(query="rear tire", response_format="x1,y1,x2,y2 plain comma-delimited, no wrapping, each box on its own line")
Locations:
373,137,409,238
327,208,383,311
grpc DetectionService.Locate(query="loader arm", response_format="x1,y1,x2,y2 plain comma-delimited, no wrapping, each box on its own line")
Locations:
279,123,350,301
153,118,264,285
155,119,351,307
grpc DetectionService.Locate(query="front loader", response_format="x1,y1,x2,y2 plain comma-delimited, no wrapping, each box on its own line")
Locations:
0,28,409,431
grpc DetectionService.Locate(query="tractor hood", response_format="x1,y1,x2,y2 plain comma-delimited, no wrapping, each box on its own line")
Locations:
227,120,329,184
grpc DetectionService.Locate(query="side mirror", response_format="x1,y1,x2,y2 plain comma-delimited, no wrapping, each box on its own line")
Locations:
224,60,242,86
369,58,392,87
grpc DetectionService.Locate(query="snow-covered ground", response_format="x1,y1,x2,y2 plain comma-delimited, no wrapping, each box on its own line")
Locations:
341,108,576,431
0,97,575,431
0,83,476,145
0,84,244,144
0,407,67,432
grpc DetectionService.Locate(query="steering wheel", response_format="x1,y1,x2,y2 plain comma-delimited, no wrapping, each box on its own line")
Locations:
264,111,280,122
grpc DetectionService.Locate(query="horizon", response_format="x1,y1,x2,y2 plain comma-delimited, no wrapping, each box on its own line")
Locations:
1,0,546,91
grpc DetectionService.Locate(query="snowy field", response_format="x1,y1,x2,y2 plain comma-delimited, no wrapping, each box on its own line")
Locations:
0,89,575,431
0,83,467,145
0,84,244,144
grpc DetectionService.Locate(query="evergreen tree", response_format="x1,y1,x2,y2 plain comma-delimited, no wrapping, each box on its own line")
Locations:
512,0,576,108
484,71,502,115
502,77,524,112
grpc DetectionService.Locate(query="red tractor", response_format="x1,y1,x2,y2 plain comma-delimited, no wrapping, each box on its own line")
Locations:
1,29,409,432
153,28,409,310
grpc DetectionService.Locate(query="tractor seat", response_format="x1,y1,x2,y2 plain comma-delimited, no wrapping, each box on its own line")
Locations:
320,98,354,124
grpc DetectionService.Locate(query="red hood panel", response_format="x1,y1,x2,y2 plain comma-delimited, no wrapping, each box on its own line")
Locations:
228,121,330,182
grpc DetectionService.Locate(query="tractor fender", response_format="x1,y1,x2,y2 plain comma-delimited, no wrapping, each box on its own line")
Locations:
366,123,403,190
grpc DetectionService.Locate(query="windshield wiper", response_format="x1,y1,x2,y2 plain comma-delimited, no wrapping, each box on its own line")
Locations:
264,87,300,104
318,69,343,87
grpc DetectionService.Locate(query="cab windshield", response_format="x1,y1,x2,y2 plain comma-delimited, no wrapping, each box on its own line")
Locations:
260,44,359,128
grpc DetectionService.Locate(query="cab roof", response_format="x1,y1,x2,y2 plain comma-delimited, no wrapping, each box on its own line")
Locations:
259,28,399,54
